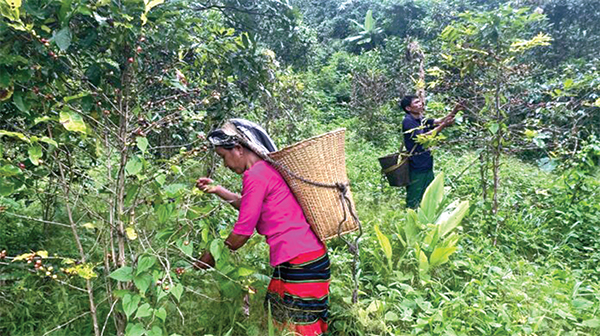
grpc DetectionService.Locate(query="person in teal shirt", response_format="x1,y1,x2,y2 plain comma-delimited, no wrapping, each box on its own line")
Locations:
401,95,461,208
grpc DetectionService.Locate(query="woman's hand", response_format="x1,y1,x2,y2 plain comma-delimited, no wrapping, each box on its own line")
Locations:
193,251,215,270
196,177,219,193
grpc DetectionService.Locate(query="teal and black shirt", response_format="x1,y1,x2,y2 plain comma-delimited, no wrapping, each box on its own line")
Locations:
402,113,435,172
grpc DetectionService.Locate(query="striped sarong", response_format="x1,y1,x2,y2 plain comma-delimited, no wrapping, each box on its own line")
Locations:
265,247,330,336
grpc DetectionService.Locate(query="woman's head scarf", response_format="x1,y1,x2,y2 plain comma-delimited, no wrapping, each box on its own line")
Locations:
207,118,277,156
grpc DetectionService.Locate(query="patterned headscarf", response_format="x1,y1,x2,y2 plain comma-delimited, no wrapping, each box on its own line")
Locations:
207,118,277,156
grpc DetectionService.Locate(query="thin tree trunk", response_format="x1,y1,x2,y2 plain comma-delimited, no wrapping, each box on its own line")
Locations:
54,147,101,336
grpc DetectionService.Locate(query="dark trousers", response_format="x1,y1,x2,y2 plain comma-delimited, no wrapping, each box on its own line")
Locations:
406,169,434,209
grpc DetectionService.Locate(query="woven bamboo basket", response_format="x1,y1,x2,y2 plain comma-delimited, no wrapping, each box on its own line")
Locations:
268,129,359,241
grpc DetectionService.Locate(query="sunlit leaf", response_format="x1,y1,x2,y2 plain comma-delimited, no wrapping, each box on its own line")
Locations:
374,225,392,264
429,246,457,268
59,110,87,133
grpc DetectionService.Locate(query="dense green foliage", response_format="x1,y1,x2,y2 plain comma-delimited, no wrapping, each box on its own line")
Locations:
1,0,599,335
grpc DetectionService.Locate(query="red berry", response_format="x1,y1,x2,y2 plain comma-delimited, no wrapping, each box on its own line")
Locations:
103,110,111,116
18,163,26,169
128,57,134,64
136,46,142,53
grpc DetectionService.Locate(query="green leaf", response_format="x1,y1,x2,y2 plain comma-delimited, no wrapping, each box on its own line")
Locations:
374,225,392,264
125,322,145,336
0,165,21,176
404,209,419,247
13,92,28,113
126,156,143,175
59,110,87,133
436,200,469,237
147,326,163,336
210,239,222,261
136,255,156,275
0,178,16,196
429,246,457,268
419,173,445,223
0,130,30,143
583,318,600,328
109,266,133,282
136,137,149,153
134,303,153,319
155,307,167,322
170,283,183,302
133,274,152,294
237,267,255,277
28,144,42,165
122,294,141,319
364,10,374,31
38,136,58,147
179,240,193,257
54,27,72,51
488,122,500,135
416,244,429,275
141,0,164,25
384,311,399,321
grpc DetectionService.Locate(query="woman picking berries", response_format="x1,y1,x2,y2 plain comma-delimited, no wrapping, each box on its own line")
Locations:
194,119,329,336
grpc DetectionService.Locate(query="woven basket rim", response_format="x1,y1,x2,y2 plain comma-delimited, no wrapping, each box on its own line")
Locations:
269,128,346,157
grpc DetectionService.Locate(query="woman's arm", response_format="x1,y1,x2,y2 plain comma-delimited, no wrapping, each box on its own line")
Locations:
196,178,241,209
193,232,251,269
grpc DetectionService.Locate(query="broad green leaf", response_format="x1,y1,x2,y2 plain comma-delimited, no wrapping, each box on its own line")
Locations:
0,178,16,196
147,326,163,336
155,307,167,322
237,267,255,277
404,209,419,247
39,136,58,147
133,274,152,294
0,130,30,143
583,318,600,328
109,266,133,282
429,246,457,268
13,92,27,113
0,164,21,176
364,10,374,31
28,144,42,165
210,239,222,261
122,294,141,319
155,204,172,224
179,240,193,257
384,311,399,321
136,255,156,275
126,156,143,175
419,173,445,223
488,122,499,135
59,110,87,133
436,200,469,237
125,322,145,336
136,137,149,153
423,225,440,252
134,303,152,319
415,244,429,275
141,0,164,25
54,27,72,51
374,225,392,263
170,283,183,302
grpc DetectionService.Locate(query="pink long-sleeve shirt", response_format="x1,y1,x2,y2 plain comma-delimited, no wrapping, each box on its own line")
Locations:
232,161,324,266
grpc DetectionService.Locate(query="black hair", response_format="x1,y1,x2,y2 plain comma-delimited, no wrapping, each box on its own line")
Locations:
400,95,419,112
